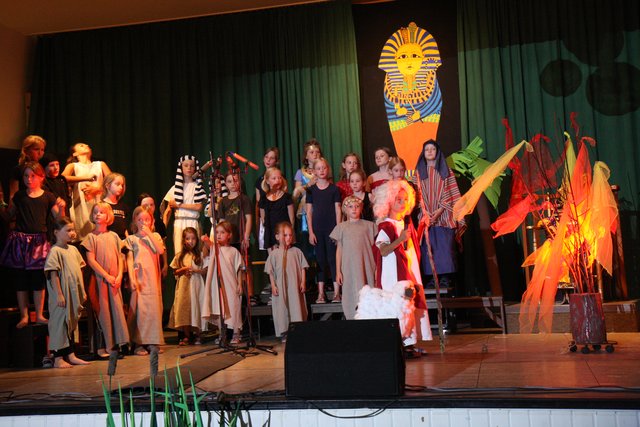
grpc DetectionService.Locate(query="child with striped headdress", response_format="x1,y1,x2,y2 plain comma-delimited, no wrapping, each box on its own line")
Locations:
162,155,207,255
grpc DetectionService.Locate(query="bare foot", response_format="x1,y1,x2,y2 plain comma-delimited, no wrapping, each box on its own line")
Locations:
67,353,91,365
16,318,29,329
54,357,73,369
35,316,49,325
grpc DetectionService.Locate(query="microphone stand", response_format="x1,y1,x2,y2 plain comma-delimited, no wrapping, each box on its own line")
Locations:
232,159,277,356
181,152,245,359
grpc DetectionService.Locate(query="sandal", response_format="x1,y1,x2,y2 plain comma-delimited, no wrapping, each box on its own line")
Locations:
134,347,149,356
97,348,110,359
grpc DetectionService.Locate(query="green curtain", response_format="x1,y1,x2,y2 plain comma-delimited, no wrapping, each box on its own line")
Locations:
28,1,362,203
458,0,640,296
458,0,640,207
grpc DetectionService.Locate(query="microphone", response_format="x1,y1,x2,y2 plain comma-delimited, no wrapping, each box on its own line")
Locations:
226,154,238,170
229,151,259,170
193,157,221,179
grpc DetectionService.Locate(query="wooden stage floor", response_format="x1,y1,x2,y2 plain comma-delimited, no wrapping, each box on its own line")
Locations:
1,332,639,415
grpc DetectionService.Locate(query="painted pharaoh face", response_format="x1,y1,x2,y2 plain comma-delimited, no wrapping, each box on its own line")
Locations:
395,43,424,77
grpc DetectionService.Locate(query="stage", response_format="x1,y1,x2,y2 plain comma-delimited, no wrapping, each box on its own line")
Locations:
0,331,639,426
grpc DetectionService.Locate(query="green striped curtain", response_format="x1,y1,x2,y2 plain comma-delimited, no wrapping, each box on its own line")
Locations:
28,1,362,201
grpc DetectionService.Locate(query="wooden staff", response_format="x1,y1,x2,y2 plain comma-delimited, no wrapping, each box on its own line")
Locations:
415,170,445,353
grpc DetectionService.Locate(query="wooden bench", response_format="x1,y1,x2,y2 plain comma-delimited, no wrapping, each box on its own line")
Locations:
310,294,506,334
310,302,344,320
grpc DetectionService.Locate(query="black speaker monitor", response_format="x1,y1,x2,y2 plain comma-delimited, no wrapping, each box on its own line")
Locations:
285,319,405,398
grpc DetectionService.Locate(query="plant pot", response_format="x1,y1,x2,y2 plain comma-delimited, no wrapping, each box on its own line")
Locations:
569,293,606,344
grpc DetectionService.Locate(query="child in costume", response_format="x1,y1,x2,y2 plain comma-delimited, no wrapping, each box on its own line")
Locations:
62,142,112,241
367,147,392,192
329,196,376,319
82,202,129,357
415,140,466,288
336,152,361,200
45,217,90,368
372,179,432,355
265,222,309,342
169,227,207,345
202,221,244,344
163,155,207,255
125,206,166,355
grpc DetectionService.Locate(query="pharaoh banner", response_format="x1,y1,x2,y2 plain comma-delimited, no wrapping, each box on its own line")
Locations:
379,22,442,166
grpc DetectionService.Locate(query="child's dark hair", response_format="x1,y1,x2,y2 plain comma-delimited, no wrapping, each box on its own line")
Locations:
177,227,202,267
136,192,154,206
302,138,323,168
22,161,46,179
339,152,362,181
51,216,74,243
349,168,368,182
264,147,280,166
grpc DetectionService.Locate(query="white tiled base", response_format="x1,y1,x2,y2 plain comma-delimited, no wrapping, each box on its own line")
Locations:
1,408,639,427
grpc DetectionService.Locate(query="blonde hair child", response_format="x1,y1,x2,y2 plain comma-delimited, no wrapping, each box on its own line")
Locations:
125,206,166,356
259,167,295,250
265,222,309,341
82,202,129,357
329,196,376,320
305,157,342,303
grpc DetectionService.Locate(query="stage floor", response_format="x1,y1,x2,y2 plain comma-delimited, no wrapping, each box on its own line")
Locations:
1,332,639,416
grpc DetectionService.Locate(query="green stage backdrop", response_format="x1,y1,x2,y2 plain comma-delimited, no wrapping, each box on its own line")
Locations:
458,0,640,296
28,1,362,205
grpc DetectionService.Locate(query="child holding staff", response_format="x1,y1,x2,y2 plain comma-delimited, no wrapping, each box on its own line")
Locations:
265,222,309,342
202,221,244,344
329,196,376,320
45,217,90,368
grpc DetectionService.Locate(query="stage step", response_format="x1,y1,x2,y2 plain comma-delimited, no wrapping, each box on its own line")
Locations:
505,299,640,333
